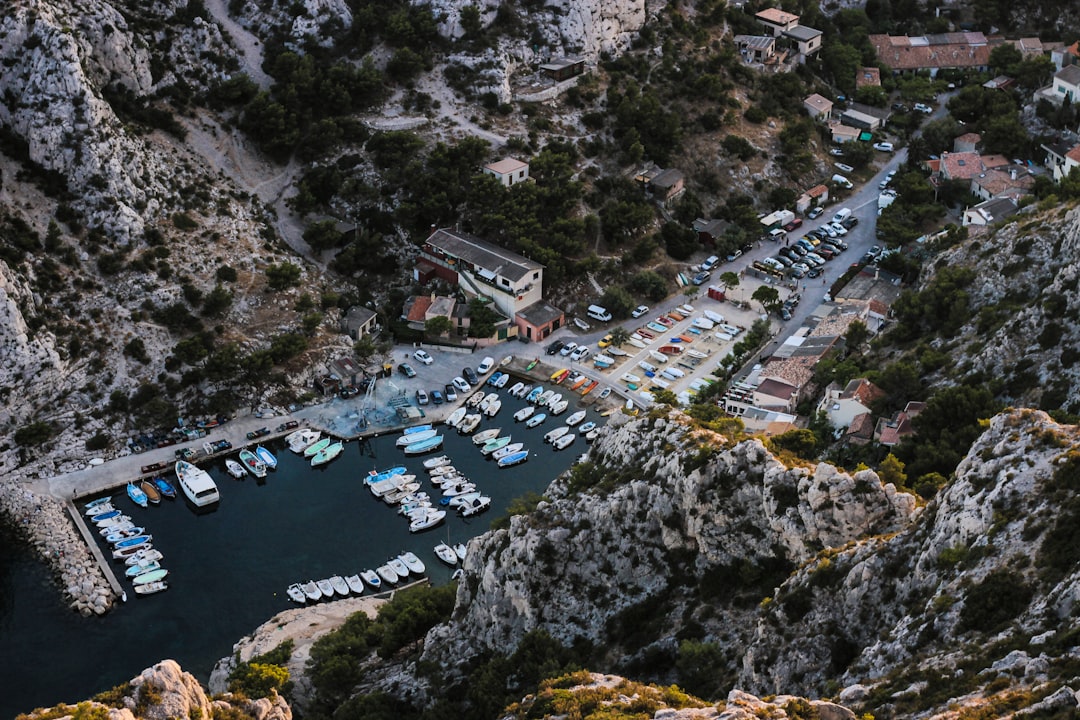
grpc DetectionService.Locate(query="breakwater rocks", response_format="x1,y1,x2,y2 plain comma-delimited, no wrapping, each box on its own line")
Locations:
0,482,116,615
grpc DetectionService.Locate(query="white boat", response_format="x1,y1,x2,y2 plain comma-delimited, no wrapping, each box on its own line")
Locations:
544,426,570,443
287,583,307,603
484,399,502,417
586,428,600,442
445,407,467,428
692,317,715,330
492,442,524,460
525,413,547,428
546,393,564,409
631,333,653,345
410,508,446,532
607,347,629,356
466,391,485,408
498,450,529,468
360,569,381,590
384,483,422,505
396,428,437,447
598,387,612,399
133,581,168,596
459,495,492,517
481,436,512,456
458,414,482,434
124,548,163,566
553,433,577,451
594,354,615,366
369,474,408,497
434,542,458,565
375,564,399,585
225,459,246,479
526,386,544,403
311,441,345,466
399,499,433,517
83,497,113,513
704,309,726,324
622,373,641,384
423,455,452,470
124,560,161,578
286,428,321,453
565,410,587,427
494,373,509,388
442,481,477,497
387,557,410,579
448,491,482,508
507,381,525,397
628,337,647,349
316,578,335,597
345,574,365,594
454,543,467,561
479,393,499,411
398,551,426,574
330,575,350,596
649,350,669,364
687,349,709,359
578,421,597,434
239,449,267,478
175,461,219,507
550,400,569,416
639,361,658,374
471,428,501,445
486,371,503,387
536,390,554,406
429,464,459,476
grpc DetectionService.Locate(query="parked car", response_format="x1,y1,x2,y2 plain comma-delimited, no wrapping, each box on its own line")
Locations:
415,389,429,405
692,270,711,286
546,339,565,355
783,218,803,232
413,349,433,365
914,102,933,114
807,267,823,278
463,367,479,385
570,345,591,362
816,246,836,259
842,216,859,229
792,262,811,274
560,341,578,356
477,356,495,374
452,376,471,393
810,228,829,241
772,254,793,267
873,141,894,152
891,102,908,112
788,265,805,279
829,222,848,236
631,305,650,318
431,390,444,405
726,249,743,262
598,334,614,348
701,255,720,271
789,243,808,256
807,206,824,219
398,363,416,378
444,383,458,402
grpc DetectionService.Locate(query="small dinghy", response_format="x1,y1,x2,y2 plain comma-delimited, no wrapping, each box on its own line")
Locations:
316,578,335,597
83,497,113,513
578,421,597,434
525,412,547,428
423,455,452,470
498,450,529,468
124,548,163,566
225,459,246,479
125,560,162,578
134,581,168,596
481,436,512,456
132,567,169,586
550,400,569,416
514,406,535,422
396,429,437,447
302,580,322,601
471,428,501,445
553,433,577,451
345,574,365,594
434,542,458,565
507,382,525,397
454,543,467,561
526,386,544,403
565,410,586,427
492,442,524,460
544,426,570,443
287,583,307,603
444,408,467,428
360,569,382,590
303,437,332,458
387,557,410,579
330,575,350,596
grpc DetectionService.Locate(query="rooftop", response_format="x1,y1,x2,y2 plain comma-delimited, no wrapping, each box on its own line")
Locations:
804,93,833,112
735,34,776,51
426,228,543,283
516,300,564,326
784,25,822,41
693,218,732,237
870,33,991,70
755,7,799,25
650,168,684,189
485,157,529,175
1056,64,1080,86
539,56,584,71
940,151,986,179
806,183,829,198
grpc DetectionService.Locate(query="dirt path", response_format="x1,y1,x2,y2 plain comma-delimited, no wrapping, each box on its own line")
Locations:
203,0,272,90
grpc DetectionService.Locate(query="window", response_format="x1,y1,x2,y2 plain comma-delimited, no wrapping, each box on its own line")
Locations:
532,271,539,280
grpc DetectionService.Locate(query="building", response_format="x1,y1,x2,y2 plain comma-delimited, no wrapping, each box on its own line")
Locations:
970,167,1034,202
953,132,981,153
839,107,882,131
804,93,833,120
514,300,564,344
1047,64,1080,103
938,151,987,181
1015,37,1043,57
963,196,1019,227
829,121,861,143
646,168,686,205
419,228,544,322
796,184,829,214
734,35,776,64
483,157,530,187
755,7,800,36
982,75,1014,90
818,378,886,431
875,401,925,446
539,56,585,82
1042,140,1080,181
870,32,991,75
341,306,377,341
693,218,732,247
856,67,881,88
783,25,823,61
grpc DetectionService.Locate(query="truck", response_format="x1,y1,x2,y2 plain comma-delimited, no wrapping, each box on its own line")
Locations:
759,209,796,231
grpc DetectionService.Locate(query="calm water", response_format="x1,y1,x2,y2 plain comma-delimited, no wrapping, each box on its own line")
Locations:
0,387,594,718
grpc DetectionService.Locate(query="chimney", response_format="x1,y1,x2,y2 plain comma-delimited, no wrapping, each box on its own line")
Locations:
1011,168,1017,179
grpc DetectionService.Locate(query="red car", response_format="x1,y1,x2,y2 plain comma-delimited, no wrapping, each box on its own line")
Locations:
783,219,803,232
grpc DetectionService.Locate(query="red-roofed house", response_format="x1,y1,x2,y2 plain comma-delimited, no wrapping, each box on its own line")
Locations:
953,132,981,152
875,401,925,446
871,33,991,75
819,378,886,431
755,8,800,36
796,184,830,214
939,151,986,181
846,412,876,445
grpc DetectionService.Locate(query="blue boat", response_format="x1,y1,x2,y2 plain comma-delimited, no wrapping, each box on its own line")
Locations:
404,435,444,456
90,509,121,523
402,424,432,436
526,386,543,403
114,535,152,549
366,466,407,484
127,482,148,508
254,445,277,469
497,451,529,468
486,371,503,387
153,477,177,499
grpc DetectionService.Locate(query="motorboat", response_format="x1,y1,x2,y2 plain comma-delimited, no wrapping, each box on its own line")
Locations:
486,371,502,387
397,428,437,447
693,317,715,330
369,474,408,497
459,495,492,517
112,543,152,560
133,581,168,596
526,386,543,403
99,520,135,536
481,436,512,456
649,350,669,364
132,567,169,585
622,373,641,384
553,433,576,451
360,569,382,590
225,459,247,479
90,509,122,524
471,428,501,446
423,455,452,470
586,428,600,442
403,423,433,435
578,421,597,434
255,445,277,469
330,575,350,596
367,465,407,484
125,560,161,578
303,437,332,458
454,543,467,561
398,551,426,574
387,557,410,579
409,509,446,532
686,349,709,359
445,407,467,428
105,527,147,544
399,499,433,516
514,406,535,422
83,497,113,512
546,393,564,410
515,384,534,399
139,480,162,505
153,477,177,499
507,382,525,397
311,441,345,466
430,472,466,488
383,483,422,505
434,542,458,565
287,583,307,603
458,414,482,434
466,391,485,407
404,435,443,456
429,464,460,476
127,482,148,508
628,337,647,349
498,450,529,468
239,449,267,478
594,355,615,367
525,412,547,428
345,574,365,594
302,580,322,601
565,410,587,427
598,387,612,399
492,442,524,460
316,578,335,597
447,491,482,509
544,426,570,443
483,399,502,417
113,534,152,549
96,515,133,529
536,390,554,406
479,393,500,412
286,428,321,453
441,482,478,497
124,548,163,566
550,400,569,416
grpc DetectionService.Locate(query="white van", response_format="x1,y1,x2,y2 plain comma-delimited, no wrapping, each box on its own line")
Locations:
768,228,787,242
831,207,852,225
586,304,612,322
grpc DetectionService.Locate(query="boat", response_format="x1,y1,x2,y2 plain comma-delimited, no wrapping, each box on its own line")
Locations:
454,543,467,561
403,424,433,435
429,464,459,476
286,428,321,453
622,373,641,384
238,449,267,478
686,349,709,359
441,480,477,497
471,428,501,446
83,497,113,512
498,450,529,468
99,519,135,535
114,534,152,549
434,542,458,565
127,482,148,508
607,347,629,356
387,557,410,579
579,421,597,434
479,392,499,411
481,436,512,456
593,355,614,367
124,560,161,578
486,371,503,387
384,483,422,505
153,477,177,499
459,495,492,517
360,569,381,590
458,414,482,434
105,527,147,544
569,375,588,391
396,428,438,447
550,368,569,383
404,435,443,456
398,551,426,574
525,358,539,371
492,442,524,460
466,391,485,407
445,407,467,428
133,581,168,596
330,575,350,596
316,578,335,596
581,380,599,395
513,406,536,422
484,399,502,417
507,382,525,397
225,459,247,479
546,393,564,409
526,386,543,403
550,400,569,415
693,317,715,330
554,433,577,451
423,455,452,470
124,548,163,566
544,426,570,443
132,567,169,585
345,574,365,594
302,580,322,601
90,509,122,524
660,345,684,355
375,563,399,584
311,441,345,466
255,445,277,469
367,465,408,484
303,437,332,458
525,412,547,428
140,480,161,505
515,384,534,399
410,509,446,532
494,373,509,388
369,474,408,497
536,390,554,407
287,583,307,603
565,410,587,427
586,428,600,442
598,387,612,399
112,544,151,560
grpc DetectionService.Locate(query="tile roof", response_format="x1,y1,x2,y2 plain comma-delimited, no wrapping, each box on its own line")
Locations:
1067,145,1080,163
843,378,886,405
1056,64,1080,87
847,412,876,440
870,34,991,71
804,93,833,113
954,132,981,147
757,377,798,402
755,7,799,25
806,184,829,198
406,296,432,322
973,169,1034,198
426,228,542,282
939,151,985,180
761,357,817,389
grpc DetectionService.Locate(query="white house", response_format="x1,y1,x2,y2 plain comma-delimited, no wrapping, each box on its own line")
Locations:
483,157,530,187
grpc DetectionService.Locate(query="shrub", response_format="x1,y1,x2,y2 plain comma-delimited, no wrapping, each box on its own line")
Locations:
959,569,1033,633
